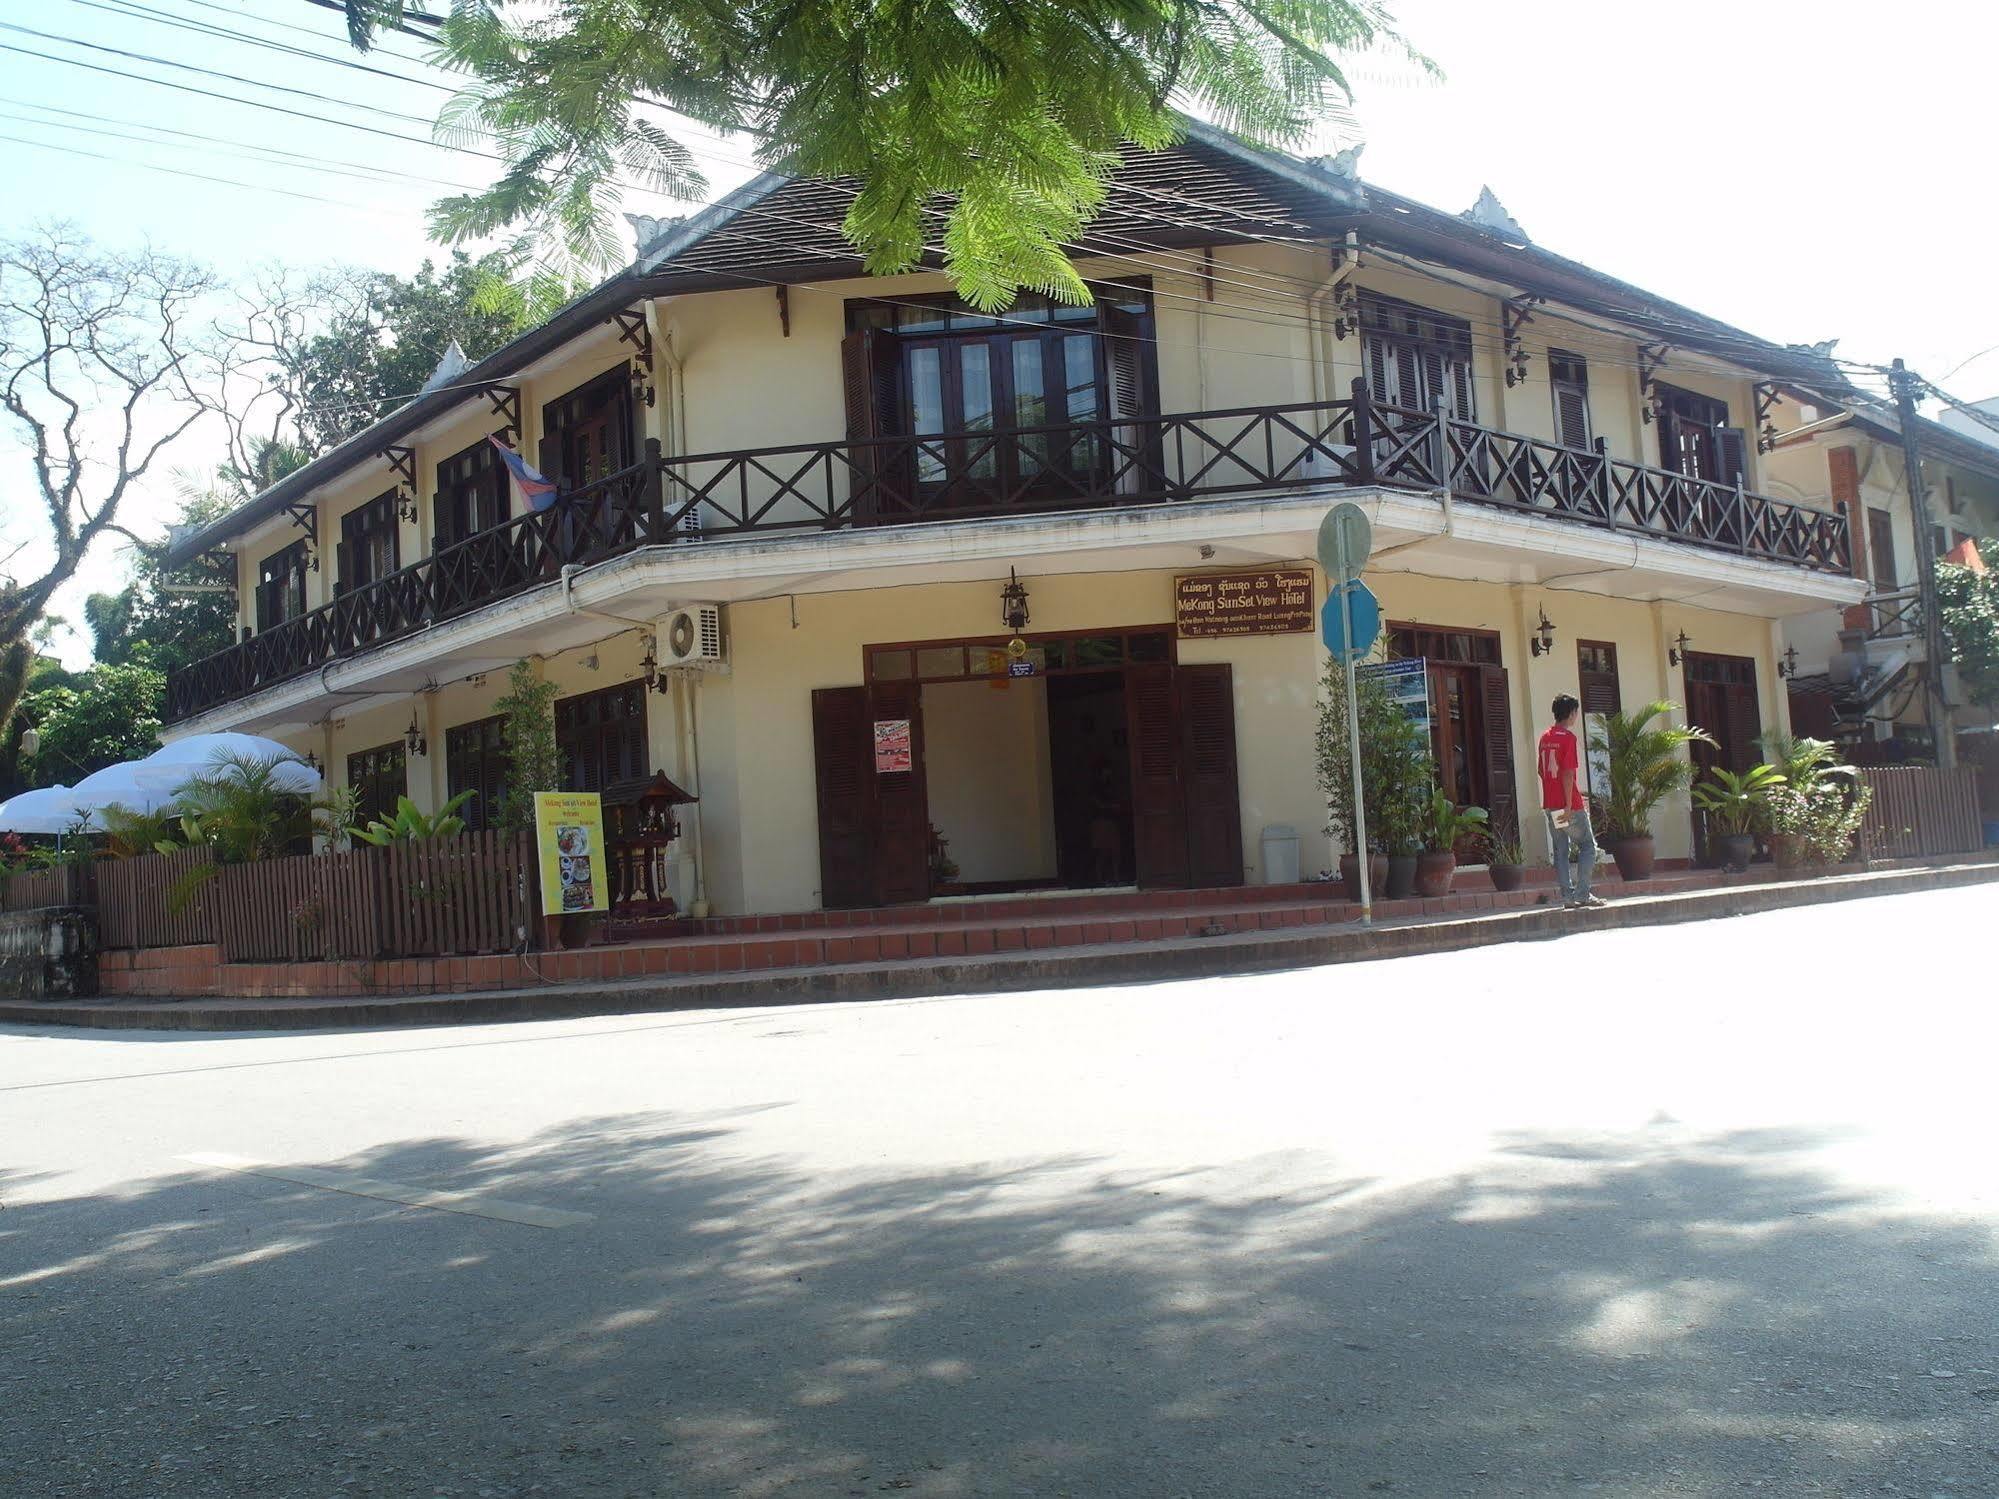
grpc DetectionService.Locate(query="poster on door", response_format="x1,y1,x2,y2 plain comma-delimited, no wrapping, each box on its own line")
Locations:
1360,658,1431,742
1583,713,1612,805
873,718,913,774
533,791,608,915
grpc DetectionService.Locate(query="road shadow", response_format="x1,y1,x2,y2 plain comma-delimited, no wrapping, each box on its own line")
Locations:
5,1115,1997,1497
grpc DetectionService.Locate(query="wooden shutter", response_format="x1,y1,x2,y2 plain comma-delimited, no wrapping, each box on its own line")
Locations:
867,678,929,905
432,490,456,550
1721,679,1762,776
1715,427,1749,486
537,431,564,490
1577,643,1621,717
333,538,354,596
1102,303,1152,494
1125,662,1189,887
1476,663,1518,842
841,327,905,523
1364,335,1390,405
1179,663,1243,887
811,686,873,909
1554,383,1591,449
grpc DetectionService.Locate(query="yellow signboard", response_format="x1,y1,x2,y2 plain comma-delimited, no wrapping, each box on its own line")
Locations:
534,791,608,915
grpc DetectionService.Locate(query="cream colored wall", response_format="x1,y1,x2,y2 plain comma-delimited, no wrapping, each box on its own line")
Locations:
922,678,1057,885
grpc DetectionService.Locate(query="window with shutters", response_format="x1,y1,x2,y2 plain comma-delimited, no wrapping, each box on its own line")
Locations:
540,367,635,489
1549,350,1592,450
1655,384,1745,484
434,438,509,549
445,715,508,832
345,742,406,830
1576,639,1621,715
1387,624,1501,665
555,681,649,795
337,491,400,593
254,540,308,632
1867,507,1898,591
1359,292,1476,419
843,283,1155,496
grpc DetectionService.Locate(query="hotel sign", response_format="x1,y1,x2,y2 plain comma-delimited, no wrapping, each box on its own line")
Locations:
1174,568,1314,638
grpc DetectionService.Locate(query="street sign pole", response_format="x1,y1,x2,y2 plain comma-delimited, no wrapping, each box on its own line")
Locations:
1341,574,1372,925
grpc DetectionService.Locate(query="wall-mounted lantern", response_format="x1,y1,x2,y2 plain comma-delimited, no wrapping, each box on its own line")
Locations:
403,713,428,759
1000,568,1031,633
1528,607,1557,658
1669,630,1692,668
1777,645,1800,680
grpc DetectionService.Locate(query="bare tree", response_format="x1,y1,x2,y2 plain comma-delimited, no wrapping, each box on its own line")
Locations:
0,225,217,734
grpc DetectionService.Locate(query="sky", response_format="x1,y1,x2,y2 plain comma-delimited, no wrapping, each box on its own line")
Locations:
1,0,1995,668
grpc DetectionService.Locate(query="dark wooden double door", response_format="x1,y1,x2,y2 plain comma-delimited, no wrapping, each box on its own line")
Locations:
1683,651,1763,865
811,662,1241,909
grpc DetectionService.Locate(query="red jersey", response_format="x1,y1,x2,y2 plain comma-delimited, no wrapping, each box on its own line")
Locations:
1537,723,1584,811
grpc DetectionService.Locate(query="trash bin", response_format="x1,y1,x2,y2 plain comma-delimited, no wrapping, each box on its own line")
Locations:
1260,824,1301,886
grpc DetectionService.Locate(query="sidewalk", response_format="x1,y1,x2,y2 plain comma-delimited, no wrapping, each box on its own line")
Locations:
5,855,1993,1032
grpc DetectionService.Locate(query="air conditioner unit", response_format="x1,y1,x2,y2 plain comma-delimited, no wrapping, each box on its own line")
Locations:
1298,442,1357,481
660,603,726,669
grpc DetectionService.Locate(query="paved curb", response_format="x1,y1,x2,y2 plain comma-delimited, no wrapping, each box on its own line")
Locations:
4,857,1995,1033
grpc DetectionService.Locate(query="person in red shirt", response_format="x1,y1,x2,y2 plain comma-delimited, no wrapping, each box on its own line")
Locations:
1538,693,1605,909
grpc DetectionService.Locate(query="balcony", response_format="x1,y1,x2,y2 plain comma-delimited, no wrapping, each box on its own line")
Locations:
165,385,1851,723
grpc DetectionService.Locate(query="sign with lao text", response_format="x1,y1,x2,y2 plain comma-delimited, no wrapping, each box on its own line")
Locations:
533,791,608,916
873,718,912,774
1175,568,1313,638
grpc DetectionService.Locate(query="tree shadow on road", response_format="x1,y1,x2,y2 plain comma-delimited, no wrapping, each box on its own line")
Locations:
5,1113,1997,1498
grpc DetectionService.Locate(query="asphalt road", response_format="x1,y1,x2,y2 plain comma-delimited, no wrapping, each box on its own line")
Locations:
5,885,1997,1498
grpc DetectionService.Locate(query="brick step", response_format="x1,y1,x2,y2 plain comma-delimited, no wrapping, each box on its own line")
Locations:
599,860,1696,945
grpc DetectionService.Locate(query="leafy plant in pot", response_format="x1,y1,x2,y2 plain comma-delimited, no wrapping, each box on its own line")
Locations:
1415,788,1487,897
1315,654,1429,901
1483,824,1526,893
1689,763,1785,872
1588,701,1714,881
1757,734,1861,871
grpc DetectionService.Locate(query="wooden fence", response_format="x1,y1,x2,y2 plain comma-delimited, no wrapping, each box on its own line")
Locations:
211,829,536,962
97,847,219,949
1858,766,1986,861
0,863,93,912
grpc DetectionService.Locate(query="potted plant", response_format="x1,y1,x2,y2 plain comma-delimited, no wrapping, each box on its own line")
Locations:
1757,734,1859,871
1690,763,1786,872
1415,787,1488,897
1315,655,1426,902
1484,825,1526,892
1588,701,1715,881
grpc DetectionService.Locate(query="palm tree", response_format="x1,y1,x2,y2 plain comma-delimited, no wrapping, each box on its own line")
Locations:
1589,702,1716,841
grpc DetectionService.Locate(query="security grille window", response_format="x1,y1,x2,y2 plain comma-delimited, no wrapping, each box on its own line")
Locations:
434,439,509,549
254,540,309,632
336,491,400,594
445,716,508,832
1577,640,1621,715
345,742,406,830
555,681,649,795
1360,292,1476,419
1549,351,1592,450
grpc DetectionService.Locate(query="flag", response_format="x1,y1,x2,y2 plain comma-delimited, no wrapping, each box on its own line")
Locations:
488,435,559,511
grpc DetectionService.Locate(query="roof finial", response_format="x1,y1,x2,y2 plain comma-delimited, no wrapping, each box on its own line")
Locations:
1462,186,1529,242
418,339,469,393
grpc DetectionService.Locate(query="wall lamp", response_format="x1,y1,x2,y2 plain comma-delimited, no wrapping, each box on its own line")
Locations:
1668,630,1692,668
1000,567,1031,633
1777,645,1800,680
1528,607,1557,658
404,713,428,759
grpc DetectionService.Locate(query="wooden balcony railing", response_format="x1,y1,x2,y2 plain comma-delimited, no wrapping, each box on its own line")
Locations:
165,380,1850,722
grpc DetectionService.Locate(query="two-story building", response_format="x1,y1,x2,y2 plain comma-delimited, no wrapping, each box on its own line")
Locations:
162,123,1863,915
1762,391,1999,759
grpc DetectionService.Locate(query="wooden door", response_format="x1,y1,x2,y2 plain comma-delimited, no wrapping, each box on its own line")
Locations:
868,678,930,905
811,687,873,909
1684,652,1761,864
1125,662,1188,887
1476,663,1518,848
1179,664,1243,887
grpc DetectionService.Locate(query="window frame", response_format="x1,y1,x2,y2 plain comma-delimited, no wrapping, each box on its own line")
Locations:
255,539,309,632
337,490,401,594
1359,291,1477,420
1576,639,1622,716
445,715,508,833
345,741,407,830
554,680,650,796
434,437,510,549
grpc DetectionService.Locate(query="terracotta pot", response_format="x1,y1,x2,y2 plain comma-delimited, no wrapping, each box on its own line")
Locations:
1414,851,1456,898
1717,833,1755,873
1385,854,1419,899
1609,835,1656,882
1339,852,1389,902
1769,832,1806,872
1489,862,1524,893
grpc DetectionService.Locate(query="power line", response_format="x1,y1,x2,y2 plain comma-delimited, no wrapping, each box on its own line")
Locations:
0,131,385,212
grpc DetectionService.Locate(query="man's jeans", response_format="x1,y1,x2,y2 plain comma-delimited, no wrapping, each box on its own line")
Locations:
1545,805,1598,904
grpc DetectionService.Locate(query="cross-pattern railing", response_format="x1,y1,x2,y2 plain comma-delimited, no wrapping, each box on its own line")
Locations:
165,380,1850,722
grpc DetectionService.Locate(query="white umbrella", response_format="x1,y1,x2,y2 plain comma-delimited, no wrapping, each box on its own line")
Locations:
70,762,182,817
145,732,306,769
0,785,96,834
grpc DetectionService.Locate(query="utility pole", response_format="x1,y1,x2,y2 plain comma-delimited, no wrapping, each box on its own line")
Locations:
1888,358,1957,769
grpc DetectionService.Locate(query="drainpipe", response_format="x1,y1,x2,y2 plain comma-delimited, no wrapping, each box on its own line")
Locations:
673,668,711,917
1304,232,1361,408
559,563,657,630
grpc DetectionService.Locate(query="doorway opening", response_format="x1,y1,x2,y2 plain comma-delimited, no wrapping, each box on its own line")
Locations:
1046,672,1133,888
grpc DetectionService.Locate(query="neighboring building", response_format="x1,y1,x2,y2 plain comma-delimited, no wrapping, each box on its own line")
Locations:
1761,391,1999,758
163,123,1864,914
